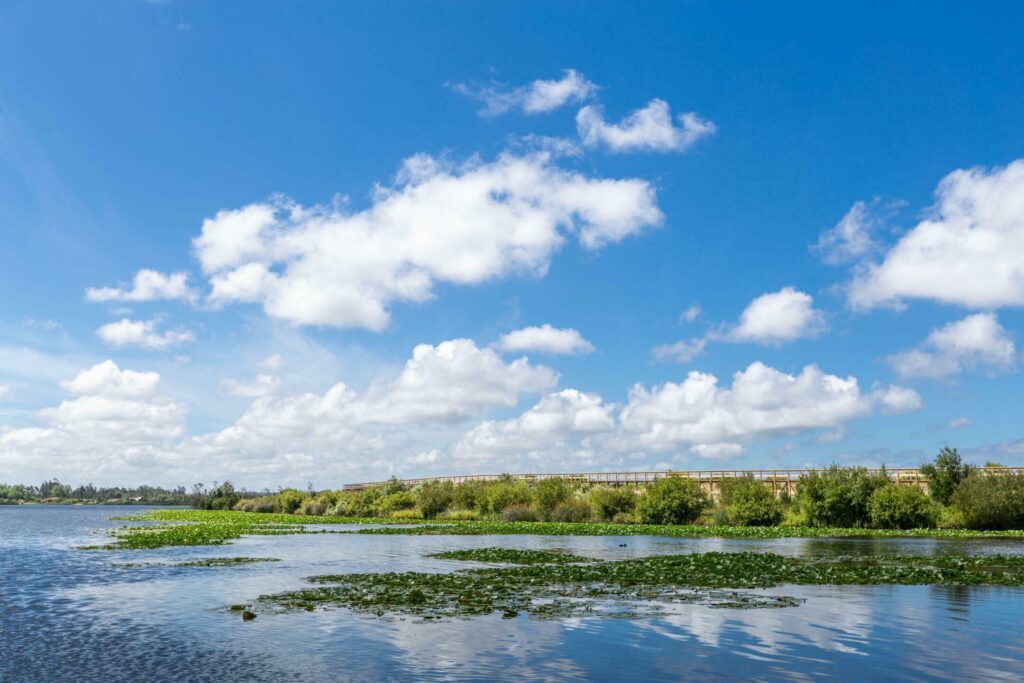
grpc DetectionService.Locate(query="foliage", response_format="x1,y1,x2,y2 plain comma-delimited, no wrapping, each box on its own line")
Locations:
415,481,454,519
921,447,974,505
716,476,783,526
587,486,637,521
635,476,708,525
798,465,889,528
478,481,532,515
429,547,594,564
952,473,1024,530
548,500,592,523
502,504,540,522
273,489,306,514
532,478,572,514
868,484,936,529
376,491,417,515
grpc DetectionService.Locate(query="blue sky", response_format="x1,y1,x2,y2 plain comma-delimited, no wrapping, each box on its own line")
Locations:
2,1,1023,488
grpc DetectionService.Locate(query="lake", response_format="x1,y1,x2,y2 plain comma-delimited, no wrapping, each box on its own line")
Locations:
2,505,1023,681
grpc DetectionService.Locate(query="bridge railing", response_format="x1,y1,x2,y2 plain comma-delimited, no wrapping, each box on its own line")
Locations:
343,466,1024,491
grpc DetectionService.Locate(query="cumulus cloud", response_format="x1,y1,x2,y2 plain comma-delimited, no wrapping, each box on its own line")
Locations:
85,269,197,304
887,313,1017,379
576,99,716,153
0,361,187,480
652,287,826,363
0,384,10,401
680,305,702,323
729,287,828,344
849,160,1024,309
220,374,282,398
96,318,195,350
193,153,662,329
617,362,920,455
495,324,595,355
451,389,615,461
451,69,597,117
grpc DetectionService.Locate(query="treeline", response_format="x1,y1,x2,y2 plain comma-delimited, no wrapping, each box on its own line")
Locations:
221,448,1024,531
0,480,248,506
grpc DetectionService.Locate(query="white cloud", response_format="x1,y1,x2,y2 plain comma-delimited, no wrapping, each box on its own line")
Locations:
948,416,972,429
0,384,10,401
194,153,662,329
220,374,282,398
849,160,1024,309
60,360,160,398
618,361,919,454
0,361,187,481
576,99,716,153
873,384,925,414
451,389,615,460
96,318,195,350
495,324,595,355
729,287,828,344
257,354,284,370
85,269,197,304
651,338,706,364
652,288,826,363
814,199,894,265
452,69,597,116
680,305,702,323
887,313,1017,379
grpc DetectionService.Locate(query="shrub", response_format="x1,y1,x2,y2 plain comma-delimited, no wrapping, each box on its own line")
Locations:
921,447,973,505
390,508,422,520
298,499,326,516
376,491,417,516
437,509,479,521
533,478,572,514
952,474,1024,530
502,503,540,522
868,485,936,529
274,489,306,514
548,500,592,523
452,481,485,511
797,465,889,528
416,481,454,519
588,486,637,521
478,481,532,515
717,476,782,526
636,476,708,525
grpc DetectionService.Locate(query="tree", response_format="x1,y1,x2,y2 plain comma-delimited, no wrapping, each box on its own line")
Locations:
921,447,973,505
636,476,708,525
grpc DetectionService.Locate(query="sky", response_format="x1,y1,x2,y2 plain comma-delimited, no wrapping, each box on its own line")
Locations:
2,1,1024,489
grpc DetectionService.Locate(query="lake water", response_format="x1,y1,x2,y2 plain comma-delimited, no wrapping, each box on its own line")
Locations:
2,506,1024,682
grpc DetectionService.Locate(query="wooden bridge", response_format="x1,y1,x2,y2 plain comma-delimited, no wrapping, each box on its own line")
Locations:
343,466,1024,496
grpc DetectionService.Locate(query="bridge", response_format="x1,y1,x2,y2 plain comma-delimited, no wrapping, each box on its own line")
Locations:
343,466,1024,496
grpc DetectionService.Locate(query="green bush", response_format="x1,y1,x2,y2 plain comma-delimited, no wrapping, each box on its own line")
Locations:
798,465,888,528
868,485,936,529
952,474,1024,530
548,500,592,523
717,476,782,526
298,499,326,516
502,503,540,522
636,476,708,525
416,481,454,519
478,481,532,515
588,486,637,521
533,478,572,514
437,509,479,521
452,481,484,511
376,491,417,515
921,447,973,505
274,489,306,514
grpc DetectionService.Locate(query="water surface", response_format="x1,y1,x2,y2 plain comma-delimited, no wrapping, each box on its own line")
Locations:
3,505,1023,681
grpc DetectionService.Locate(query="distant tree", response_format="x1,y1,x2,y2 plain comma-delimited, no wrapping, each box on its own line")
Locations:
921,447,973,505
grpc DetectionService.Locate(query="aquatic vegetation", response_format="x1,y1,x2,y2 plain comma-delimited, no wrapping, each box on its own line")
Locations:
176,556,282,567
257,551,1024,621
346,519,1024,539
429,547,595,564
